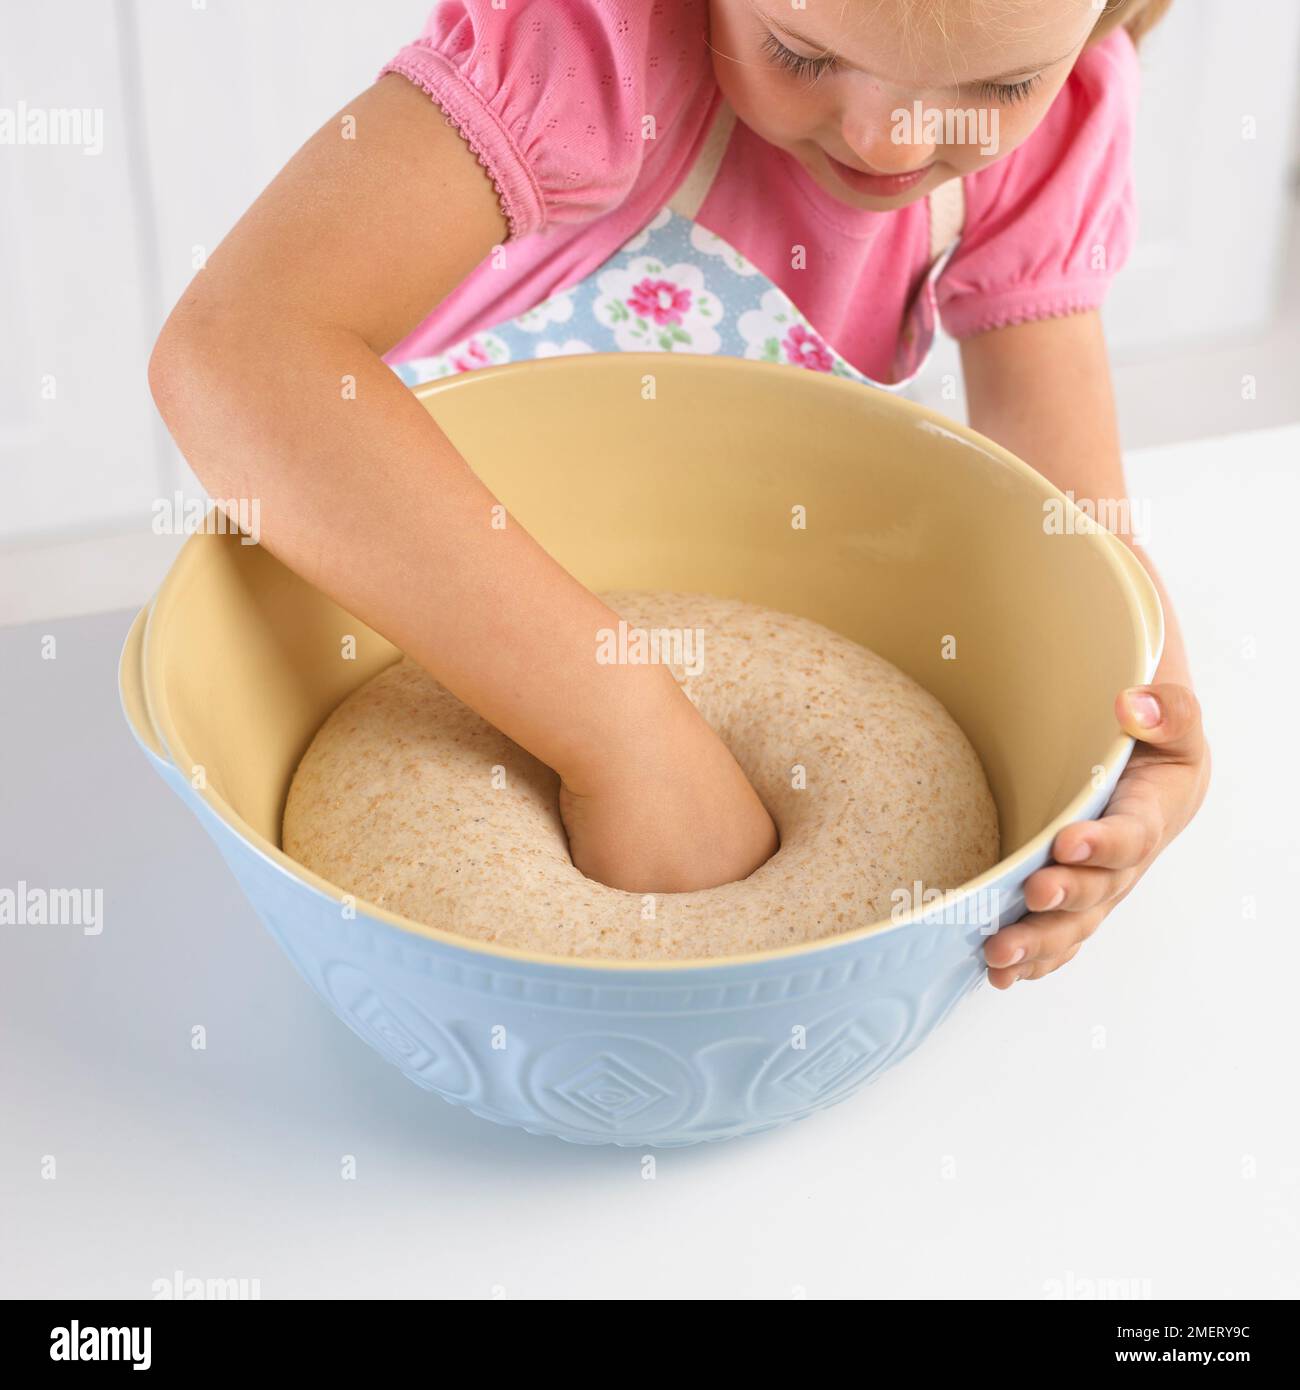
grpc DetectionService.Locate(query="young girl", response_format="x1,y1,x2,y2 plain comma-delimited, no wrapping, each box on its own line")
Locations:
149,0,1209,988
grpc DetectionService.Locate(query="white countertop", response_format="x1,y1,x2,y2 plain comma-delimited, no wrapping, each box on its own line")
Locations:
2,424,1296,1299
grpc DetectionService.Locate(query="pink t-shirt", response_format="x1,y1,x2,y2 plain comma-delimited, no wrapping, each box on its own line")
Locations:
381,0,1139,380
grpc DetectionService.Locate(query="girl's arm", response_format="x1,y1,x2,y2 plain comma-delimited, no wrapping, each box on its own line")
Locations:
960,311,1210,986
148,75,777,893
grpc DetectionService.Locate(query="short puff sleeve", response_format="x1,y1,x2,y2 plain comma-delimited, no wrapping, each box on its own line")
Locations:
380,0,710,240
937,28,1141,338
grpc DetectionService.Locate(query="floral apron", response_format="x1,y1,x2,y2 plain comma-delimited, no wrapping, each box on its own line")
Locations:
391,100,964,393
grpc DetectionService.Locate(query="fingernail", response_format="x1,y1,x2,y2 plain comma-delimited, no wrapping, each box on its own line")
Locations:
1126,691,1161,729
1007,946,1026,965
1044,885,1066,911
1058,841,1091,864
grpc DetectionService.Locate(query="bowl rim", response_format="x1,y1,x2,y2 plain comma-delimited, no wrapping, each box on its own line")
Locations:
130,354,1164,975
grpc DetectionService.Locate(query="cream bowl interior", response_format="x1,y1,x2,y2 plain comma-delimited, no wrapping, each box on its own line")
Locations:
139,353,1162,966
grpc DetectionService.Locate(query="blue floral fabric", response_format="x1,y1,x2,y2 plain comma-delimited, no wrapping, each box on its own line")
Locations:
390,205,953,393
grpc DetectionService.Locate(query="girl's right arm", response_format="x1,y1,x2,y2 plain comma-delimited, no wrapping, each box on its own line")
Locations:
148,75,777,893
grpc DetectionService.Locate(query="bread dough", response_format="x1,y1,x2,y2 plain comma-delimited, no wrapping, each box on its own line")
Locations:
283,592,999,961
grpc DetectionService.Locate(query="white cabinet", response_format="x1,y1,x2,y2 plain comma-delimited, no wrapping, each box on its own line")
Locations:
0,0,166,542
1108,1,1300,348
0,0,427,621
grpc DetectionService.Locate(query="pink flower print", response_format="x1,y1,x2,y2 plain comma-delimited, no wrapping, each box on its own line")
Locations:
783,322,835,373
628,278,692,326
450,338,494,373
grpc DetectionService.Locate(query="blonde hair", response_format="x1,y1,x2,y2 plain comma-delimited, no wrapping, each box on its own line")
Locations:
896,0,1174,55
1091,0,1174,48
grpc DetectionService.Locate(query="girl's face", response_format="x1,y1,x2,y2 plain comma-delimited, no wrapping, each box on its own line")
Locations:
708,0,1103,208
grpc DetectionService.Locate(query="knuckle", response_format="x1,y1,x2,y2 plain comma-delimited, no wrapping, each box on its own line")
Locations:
1161,683,1202,735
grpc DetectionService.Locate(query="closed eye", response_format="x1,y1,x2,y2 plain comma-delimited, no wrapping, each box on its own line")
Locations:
763,28,1042,106
761,31,836,80
976,75,1042,105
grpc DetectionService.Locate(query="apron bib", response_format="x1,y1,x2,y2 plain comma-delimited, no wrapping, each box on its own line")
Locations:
392,100,964,394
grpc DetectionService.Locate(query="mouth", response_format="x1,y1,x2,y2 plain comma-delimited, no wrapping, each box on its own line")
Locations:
823,152,935,198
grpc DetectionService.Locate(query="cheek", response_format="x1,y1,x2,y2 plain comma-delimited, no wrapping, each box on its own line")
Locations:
707,8,831,147
714,65,836,151
937,100,1043,173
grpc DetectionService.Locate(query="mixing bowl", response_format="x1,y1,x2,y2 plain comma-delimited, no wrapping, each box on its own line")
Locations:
120,353,1162,1146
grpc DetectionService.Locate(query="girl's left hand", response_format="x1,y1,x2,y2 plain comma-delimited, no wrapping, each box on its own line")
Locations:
984,683,1211,988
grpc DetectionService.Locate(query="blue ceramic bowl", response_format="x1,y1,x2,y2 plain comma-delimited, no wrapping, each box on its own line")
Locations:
121,355,1162,1146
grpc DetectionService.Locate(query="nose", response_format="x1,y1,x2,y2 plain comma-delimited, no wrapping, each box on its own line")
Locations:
840,90,937,174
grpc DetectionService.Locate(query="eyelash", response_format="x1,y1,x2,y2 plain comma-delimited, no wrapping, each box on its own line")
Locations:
761,32,1043,105
977,75,1042,105
761,32,836,79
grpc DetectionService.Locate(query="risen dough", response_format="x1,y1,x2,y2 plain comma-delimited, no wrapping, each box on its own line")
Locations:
282,593,999,961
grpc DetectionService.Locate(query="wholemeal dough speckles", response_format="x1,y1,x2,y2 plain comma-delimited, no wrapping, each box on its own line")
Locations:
282,593,999,960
